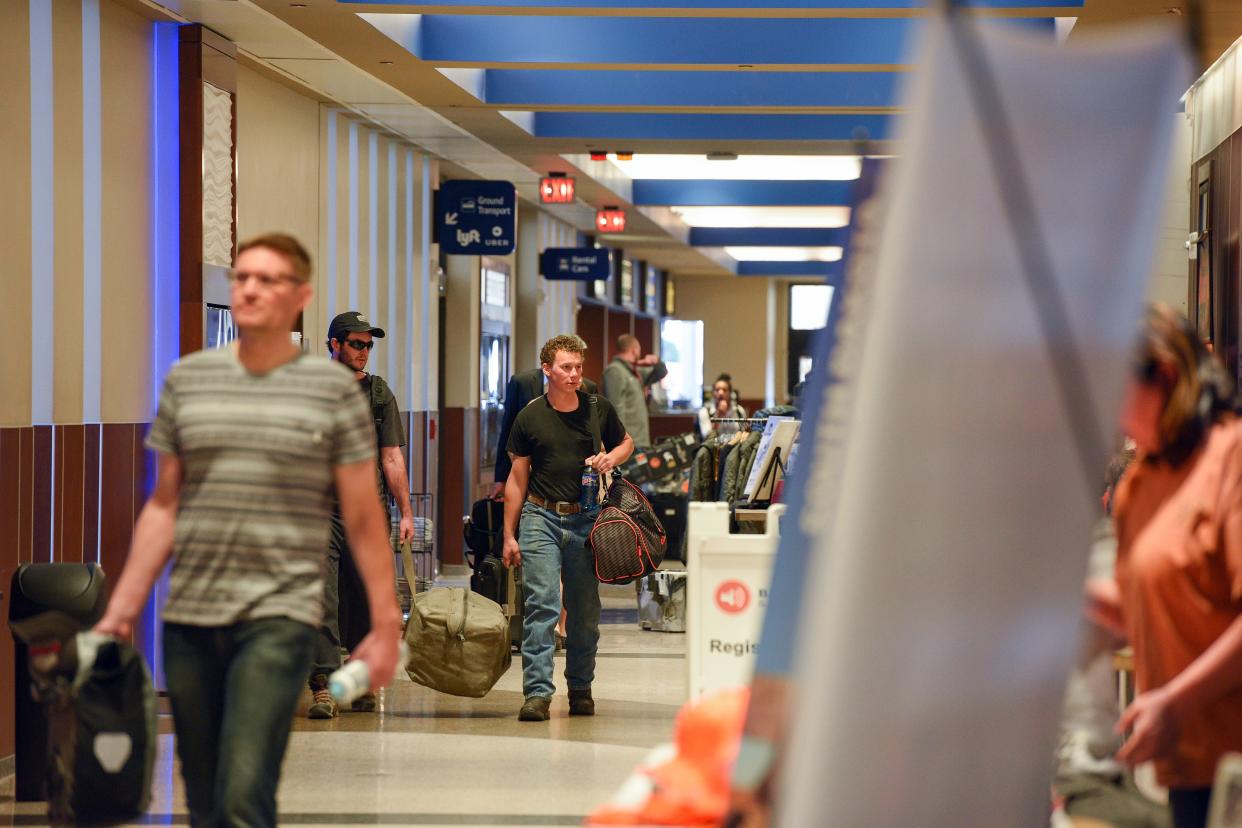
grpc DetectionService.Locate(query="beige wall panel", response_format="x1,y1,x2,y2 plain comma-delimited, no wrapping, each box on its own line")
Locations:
356,126,371,318
392,147,409,407
0,2,33,427
53,0,85,424
426,158,441,412
373,133,389,340
99,0,152,423
443,255,480,409
235,66,318,265
334,114,350,329
1146,113,1192,315
675,274,770,405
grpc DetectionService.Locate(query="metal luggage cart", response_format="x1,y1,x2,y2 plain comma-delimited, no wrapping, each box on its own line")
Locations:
392,493,435,618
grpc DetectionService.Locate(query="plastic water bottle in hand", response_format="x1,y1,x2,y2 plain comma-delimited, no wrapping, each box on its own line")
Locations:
328,642,408,705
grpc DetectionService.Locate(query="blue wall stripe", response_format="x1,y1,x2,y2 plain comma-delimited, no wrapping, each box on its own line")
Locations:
387,141,398,386
349,122,359,311
405,150,415,410
30,0,54,426
690,227,850,247
82,0,102,423
635,179,856,207
326,110,338,319
369,131,379,323
532,112,894,142
151,23,180,404
421,155,432,410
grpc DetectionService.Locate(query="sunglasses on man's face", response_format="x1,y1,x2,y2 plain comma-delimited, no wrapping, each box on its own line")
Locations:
343,339,374,351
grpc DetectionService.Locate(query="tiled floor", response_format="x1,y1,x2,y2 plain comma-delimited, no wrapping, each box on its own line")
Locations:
0,586,688,827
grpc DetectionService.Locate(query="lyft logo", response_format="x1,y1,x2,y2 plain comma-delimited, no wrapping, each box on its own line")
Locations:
456,228,481,246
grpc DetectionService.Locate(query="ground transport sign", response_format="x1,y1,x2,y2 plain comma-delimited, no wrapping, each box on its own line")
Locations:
437,180,516,255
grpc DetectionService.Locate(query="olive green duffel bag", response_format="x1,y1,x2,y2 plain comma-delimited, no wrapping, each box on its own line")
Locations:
399,542,516,698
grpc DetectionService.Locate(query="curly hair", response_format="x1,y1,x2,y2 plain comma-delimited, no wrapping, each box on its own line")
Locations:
540,334,586,367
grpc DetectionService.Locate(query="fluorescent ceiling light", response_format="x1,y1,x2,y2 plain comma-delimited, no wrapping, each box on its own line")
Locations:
612,155,860,181
671,206,851,228
724,246,843,262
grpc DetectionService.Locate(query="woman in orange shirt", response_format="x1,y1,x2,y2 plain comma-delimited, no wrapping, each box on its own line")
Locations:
1101,304,1242,828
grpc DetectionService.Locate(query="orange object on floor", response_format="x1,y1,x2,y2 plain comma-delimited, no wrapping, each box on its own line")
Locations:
588,687,750,825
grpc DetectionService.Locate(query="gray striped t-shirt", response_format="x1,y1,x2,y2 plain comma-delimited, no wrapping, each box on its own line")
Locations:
146,348,376,629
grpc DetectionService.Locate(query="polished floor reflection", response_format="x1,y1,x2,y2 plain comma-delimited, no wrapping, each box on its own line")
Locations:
0,587,687,827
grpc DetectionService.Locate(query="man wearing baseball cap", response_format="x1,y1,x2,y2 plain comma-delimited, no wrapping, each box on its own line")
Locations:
306,311,414,718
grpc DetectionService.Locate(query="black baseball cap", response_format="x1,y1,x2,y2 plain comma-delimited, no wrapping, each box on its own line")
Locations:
328,311,385,342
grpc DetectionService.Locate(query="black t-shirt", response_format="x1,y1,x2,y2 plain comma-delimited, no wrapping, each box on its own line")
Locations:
507,391,627,504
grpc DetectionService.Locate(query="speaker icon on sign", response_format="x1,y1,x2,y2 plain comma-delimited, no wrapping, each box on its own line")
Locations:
714,581,750,614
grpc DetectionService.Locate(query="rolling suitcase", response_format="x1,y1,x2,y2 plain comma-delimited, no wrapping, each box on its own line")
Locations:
471,555,524,649
648,493,688,563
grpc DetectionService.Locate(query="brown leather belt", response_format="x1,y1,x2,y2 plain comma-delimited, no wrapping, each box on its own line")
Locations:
526,493,581,515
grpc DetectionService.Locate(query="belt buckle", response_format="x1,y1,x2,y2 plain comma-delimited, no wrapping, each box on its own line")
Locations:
557,501,574,515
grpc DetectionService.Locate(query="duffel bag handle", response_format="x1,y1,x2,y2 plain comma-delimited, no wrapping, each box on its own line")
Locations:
503,564,517,619
399,540,417,598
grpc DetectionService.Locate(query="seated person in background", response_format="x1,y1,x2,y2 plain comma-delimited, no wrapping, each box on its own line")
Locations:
697,373,748,442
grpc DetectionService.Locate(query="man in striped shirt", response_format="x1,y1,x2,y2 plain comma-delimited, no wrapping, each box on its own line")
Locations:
95,233,402,828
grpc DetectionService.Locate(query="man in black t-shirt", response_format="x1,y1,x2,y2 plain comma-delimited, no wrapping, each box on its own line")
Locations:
504,334,633,721
307,310,415,719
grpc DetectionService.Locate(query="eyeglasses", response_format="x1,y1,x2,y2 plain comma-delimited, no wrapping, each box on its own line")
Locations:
228,270,299,290
343,339,374,351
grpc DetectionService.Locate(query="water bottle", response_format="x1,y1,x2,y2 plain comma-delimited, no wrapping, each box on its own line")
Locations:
328,642,408,705
580,462,600,509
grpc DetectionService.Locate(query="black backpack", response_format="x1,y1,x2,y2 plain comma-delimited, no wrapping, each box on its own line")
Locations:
11,612,157,825
463,496,505,569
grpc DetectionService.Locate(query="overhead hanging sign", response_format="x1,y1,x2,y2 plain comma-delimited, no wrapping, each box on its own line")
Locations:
436,180,516,255
540,247,611,281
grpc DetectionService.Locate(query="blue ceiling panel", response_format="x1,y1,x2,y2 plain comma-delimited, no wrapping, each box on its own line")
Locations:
406,15,1054,66
635,179,856,206
345,0,1082,8
689,227,850,246
420,16,919,65
530,112,893,140
738,261,844,277
482,69,902,108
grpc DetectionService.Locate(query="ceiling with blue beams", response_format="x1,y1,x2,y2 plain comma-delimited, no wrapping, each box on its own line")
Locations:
261,0,1080,278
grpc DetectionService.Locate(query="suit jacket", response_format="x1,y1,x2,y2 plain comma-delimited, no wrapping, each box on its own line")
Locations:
493,368,598,483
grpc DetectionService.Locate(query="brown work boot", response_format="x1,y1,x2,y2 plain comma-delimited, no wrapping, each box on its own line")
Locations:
307,675,338,719
568,687,594,717
518,696,551,721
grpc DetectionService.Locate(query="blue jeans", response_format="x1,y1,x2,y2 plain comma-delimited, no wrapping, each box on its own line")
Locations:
518,501,601,699
163,619,316,828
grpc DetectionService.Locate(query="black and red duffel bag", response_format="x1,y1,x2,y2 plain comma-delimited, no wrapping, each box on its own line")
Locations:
588,477,667,585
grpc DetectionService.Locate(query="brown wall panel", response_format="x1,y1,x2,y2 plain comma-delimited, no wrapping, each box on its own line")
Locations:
0,429,18,761
577,303,606,385
0,430,20,571
99,424,136,586
83,424,101,563
19,428,33,564
439,408,465,566
57,425,86,563
607,310,633,364
32,426,52,564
